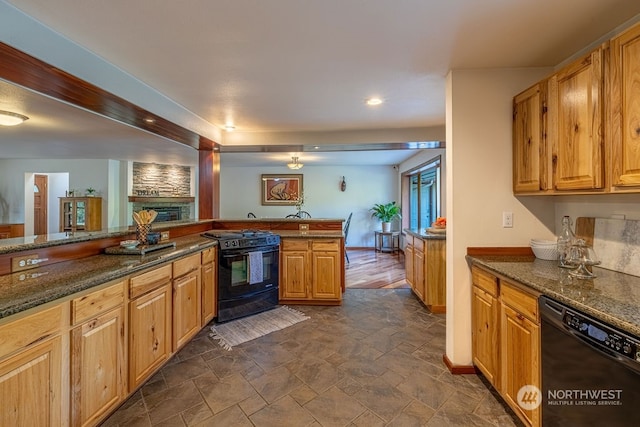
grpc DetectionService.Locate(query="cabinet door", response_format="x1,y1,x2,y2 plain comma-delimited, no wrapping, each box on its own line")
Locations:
425,239,446,311
129,284,172,391
71,306,126,427
311,251,341,300
173,270,202,351
404,244,414,288
280,250,309,299
0,336,63,427
201,262,216,325
413,249,425,301
610,23,640,188
550,47,604,191
472,286,499,388
513,82,549,192
501,304,540,427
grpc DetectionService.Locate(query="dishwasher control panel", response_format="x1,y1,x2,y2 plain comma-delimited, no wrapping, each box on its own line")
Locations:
563,311,640,363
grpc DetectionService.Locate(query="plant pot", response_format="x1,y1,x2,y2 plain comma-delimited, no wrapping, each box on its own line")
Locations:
382,222,391,232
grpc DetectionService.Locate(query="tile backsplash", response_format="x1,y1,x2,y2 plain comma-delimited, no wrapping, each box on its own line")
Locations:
593,218,640,277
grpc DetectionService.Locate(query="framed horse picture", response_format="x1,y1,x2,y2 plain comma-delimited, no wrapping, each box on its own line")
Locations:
261,174,303,205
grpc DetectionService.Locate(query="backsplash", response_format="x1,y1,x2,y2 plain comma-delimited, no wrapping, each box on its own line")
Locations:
592,218,640,277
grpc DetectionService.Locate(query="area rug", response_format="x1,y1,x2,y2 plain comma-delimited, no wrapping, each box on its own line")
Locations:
209,306,309,350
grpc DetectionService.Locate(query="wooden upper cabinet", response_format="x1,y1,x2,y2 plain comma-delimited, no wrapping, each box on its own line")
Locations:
549,46,605,191
513,82,549,193
610,23,640,189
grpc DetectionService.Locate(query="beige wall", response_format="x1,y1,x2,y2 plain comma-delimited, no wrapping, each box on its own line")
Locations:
445,67,554,366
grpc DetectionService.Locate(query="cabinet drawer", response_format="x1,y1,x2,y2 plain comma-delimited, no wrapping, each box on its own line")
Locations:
311,239,340,251
405,235,414,246
130,264,173,299
282,239,309,251
174,253,201,278
414,239,425,253
0,303,66,359
500,281,539,322
201,247,215,264
472,266,498,297
72,280,125,324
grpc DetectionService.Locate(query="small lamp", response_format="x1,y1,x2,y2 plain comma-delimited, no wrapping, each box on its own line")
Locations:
340,176,346,192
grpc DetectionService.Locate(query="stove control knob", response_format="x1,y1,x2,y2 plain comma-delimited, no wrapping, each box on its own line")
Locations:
623,344,631,354
579,322,588,332
615,341,621,351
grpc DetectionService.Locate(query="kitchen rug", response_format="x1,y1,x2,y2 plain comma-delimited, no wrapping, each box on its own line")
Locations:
209,306,309,350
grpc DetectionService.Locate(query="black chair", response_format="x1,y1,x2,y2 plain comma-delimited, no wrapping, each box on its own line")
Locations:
247,212,256,218
343,212,353,264
285,214,298,218
297,211,311,219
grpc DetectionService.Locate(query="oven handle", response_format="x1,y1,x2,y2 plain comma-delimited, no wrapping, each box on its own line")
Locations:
220,246,279,258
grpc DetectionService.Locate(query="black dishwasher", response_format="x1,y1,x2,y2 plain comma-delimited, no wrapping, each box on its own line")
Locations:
540,296,640,426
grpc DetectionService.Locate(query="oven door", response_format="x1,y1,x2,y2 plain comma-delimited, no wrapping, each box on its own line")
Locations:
218,245,279,300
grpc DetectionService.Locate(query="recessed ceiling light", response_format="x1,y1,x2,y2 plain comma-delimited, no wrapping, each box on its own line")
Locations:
0,110,29,126
143,117,155,124
225,125,236,132
366,97,383,106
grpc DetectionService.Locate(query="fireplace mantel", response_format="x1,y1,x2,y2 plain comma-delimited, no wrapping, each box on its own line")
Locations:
128,196,195,203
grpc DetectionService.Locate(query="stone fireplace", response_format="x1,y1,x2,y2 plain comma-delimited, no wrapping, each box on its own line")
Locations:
130,162,194,222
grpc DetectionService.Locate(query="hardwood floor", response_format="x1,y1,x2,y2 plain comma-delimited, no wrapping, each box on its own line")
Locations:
345,249,409,289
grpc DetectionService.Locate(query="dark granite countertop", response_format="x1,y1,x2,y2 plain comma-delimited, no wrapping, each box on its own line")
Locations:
0,219,215,255
468,255,640,337
0,234,217,320
404,228,446,240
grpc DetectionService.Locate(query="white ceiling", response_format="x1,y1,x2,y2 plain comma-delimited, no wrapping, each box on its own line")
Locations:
2,0,640,166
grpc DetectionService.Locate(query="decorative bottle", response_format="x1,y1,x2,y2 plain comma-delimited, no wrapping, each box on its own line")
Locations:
557,215,576,268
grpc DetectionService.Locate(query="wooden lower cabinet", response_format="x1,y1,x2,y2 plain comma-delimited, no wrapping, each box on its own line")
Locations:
404,237,415,288
0,304,66,427
201,247,217,326
424,239,446,312
128,281,172,391
472,286,500,387
471,266,540,427
70,280,126,427
404,235,446,313
172,253,202,351
280,238,341,303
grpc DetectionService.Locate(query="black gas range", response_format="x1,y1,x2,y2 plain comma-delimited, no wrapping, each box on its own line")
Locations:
202,230,280,322
202,230,280,251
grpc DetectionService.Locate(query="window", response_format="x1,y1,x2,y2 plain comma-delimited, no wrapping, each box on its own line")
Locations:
404,157,441,230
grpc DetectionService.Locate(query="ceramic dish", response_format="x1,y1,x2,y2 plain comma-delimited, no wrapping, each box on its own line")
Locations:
119,240,139,249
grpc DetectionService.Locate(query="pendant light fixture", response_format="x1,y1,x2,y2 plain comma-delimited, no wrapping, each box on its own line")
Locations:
0,110,29,126
287,156,304,170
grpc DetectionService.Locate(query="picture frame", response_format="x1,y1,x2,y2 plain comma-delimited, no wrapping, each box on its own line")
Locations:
261,174,303,205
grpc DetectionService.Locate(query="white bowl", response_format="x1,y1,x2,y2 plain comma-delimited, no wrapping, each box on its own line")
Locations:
530,239,557,247
531,245,559,260
120,240,139,249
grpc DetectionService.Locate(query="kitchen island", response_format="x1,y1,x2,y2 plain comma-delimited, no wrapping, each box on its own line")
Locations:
404,228,446,313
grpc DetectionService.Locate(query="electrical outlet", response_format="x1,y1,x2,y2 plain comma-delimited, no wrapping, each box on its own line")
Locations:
502,212,514,228
160,231,170,241
11,254,48,272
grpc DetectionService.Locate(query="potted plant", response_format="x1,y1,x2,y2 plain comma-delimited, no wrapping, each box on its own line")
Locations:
85,187,96,197
370,201,401,232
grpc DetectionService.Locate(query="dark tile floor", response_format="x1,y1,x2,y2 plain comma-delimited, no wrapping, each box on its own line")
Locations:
102,289,521,426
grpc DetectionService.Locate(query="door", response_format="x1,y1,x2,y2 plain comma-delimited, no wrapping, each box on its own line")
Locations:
33,174,48,235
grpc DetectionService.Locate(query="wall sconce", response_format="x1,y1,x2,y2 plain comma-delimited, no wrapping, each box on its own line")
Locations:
340,176,346,192
0,110,29,126
287,156,304,170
